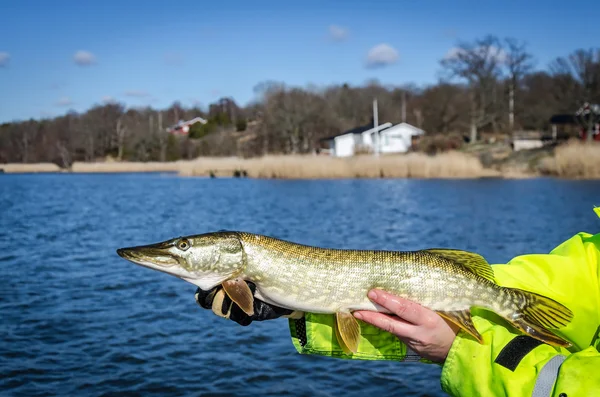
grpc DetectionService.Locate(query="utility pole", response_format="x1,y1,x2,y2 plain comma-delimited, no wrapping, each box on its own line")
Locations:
401,90,406,123
373,98,379,156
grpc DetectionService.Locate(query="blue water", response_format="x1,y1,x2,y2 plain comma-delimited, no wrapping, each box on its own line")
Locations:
1,174,599,396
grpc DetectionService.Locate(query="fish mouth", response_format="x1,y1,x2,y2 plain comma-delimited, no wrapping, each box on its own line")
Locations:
116,241,179,269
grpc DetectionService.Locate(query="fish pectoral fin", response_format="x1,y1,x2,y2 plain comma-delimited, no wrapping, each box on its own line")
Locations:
222,278,255,316
436,309,483,343
425,249,495,282
335,311,361,354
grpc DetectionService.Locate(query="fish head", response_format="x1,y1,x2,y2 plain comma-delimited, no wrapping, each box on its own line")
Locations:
116,231,245,290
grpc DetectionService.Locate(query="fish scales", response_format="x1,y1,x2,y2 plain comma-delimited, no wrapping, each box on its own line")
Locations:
117,230,575,352
239,232,502,314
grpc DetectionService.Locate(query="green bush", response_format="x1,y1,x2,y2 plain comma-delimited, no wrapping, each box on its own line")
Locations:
188,122,214,139
236,119,247,131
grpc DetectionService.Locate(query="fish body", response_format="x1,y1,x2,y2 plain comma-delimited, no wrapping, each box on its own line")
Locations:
117,231,574,353
241,233,496,312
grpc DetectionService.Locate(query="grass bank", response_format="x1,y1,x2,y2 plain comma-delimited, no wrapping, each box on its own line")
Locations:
178,151,499,179
3,141,600,179
539,141,600,179
1,152,495,179
1,161,186,174
1,163,62,173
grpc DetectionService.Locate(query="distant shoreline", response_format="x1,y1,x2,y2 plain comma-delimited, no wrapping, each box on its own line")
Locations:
0,153,526,179
2,142,599,180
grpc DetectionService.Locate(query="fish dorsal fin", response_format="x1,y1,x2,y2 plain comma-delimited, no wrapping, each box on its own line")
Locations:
425,248,495,282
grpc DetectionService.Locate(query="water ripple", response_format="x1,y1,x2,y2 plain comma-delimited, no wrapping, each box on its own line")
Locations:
1,174,599,396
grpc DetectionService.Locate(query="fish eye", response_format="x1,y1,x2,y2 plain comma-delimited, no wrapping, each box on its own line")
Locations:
176,238,190,251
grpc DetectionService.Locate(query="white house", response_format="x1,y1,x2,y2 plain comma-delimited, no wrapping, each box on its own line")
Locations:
320,121,424,157
377,122,425,154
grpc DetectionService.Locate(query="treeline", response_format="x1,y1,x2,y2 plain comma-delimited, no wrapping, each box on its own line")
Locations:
1,35,599,166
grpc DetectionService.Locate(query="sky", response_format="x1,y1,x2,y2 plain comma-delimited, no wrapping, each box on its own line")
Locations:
0,0,598,123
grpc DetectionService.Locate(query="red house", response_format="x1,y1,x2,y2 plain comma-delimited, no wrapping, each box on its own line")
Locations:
166,117,207,136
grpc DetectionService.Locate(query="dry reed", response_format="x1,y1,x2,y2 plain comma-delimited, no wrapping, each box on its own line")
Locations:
179,151,495,179
0,151,503,179
70,161,183,173
1,163,61,173
539,140,600,179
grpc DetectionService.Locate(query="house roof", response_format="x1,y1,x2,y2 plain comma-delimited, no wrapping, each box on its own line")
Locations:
319,123,375,142
379,122,425,136
550,114,576,125
319,122,393,142
167,117,207,131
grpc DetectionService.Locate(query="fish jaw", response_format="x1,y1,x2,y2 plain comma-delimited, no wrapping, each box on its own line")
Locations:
117,232,247,290
116,243,189,278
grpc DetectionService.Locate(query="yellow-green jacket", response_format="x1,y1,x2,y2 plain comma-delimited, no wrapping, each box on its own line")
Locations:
288,209,600,396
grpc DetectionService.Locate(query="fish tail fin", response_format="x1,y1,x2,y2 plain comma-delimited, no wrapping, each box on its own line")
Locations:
502,287,573,348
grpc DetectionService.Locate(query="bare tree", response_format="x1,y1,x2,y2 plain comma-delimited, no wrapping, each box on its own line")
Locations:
156,111,168,162
116,116,127,160
18,121,39,163
440,35,504,142
503,37,535,132
416,83,470,133
550,48,600,106
2,39,599,162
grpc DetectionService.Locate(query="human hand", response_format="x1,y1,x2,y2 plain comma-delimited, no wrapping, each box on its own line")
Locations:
353,289,460,363
194,281,303,326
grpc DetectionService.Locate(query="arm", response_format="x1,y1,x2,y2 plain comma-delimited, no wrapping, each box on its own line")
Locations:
437,231,600,396
440,315,600,397
357,231,600,396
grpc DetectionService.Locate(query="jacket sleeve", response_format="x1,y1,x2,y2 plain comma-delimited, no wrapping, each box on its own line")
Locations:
441,231,600,397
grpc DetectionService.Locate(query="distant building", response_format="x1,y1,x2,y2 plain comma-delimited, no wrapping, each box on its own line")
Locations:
550,106,600,142
377,122,425,154
511,131,546,151
167,117,207,136
320,121,424,157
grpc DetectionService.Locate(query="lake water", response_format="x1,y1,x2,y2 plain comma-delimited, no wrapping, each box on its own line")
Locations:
1,173,599,396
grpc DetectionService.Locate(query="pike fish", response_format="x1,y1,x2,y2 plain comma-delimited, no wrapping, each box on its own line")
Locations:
116,231,573,354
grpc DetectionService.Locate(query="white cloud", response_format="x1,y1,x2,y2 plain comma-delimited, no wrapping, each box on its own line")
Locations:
489,46,507,63
443,47,464,60
0,52,10,67
365,44,399,68
55,97,73,107
124,90,150,98
329,25,348,41
73,50,96,66
102,96,116,104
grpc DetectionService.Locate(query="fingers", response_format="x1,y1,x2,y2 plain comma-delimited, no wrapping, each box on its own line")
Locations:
211,289,231,318
354,311,416,339
195,287,218,309
364,289,433,326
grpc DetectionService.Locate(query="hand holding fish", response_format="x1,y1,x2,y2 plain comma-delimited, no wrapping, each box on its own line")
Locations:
194,281,303,325
354,289,460,363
